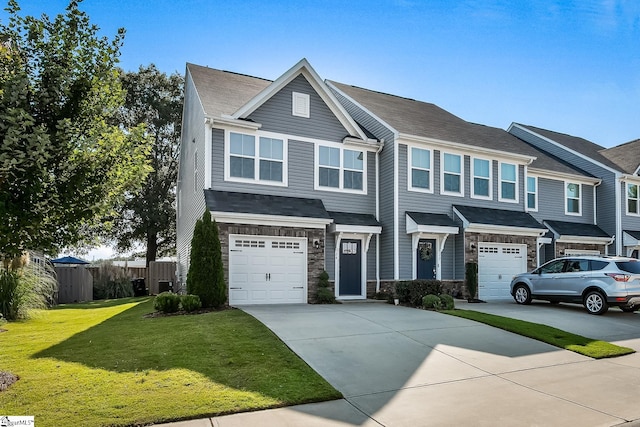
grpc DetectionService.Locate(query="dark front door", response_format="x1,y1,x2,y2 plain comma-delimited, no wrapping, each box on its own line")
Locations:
339,239,362,296
417,239,436,279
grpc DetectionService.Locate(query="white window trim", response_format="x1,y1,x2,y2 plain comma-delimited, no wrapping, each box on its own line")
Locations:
565,181,582,216
440,152,464,197
626,182,640,216
498,161,519,203
526,176,538,212
224,130,289,187
471,157,492,200
408,145,433,194
314,143,367,194
292,92,310,118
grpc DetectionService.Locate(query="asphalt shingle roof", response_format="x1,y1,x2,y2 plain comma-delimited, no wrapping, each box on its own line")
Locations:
204,190,330,219
624,230,640,240
406,212,458,228
600,139,640,174
328,211,381,227
187,63,272,118
544,220,610,238
515,124,622,171
329,82,591,177
453,205,544,229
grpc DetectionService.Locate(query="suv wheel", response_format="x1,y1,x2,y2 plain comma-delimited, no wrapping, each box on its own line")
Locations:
584,291,608,315
513,284,532,305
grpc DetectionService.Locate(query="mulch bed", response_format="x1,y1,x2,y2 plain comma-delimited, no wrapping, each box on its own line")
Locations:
0,371,18,392
143,306,232,318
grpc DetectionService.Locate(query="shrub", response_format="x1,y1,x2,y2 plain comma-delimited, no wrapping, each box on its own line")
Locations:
92,262,134,300
181,294,202,312
1,252,57,320
154,292,181,313
187,211,226,308
465,262,478,300
316,287,336,304
315,270,336,303
422,294,442,310
439,294,455,310
396,280,443,307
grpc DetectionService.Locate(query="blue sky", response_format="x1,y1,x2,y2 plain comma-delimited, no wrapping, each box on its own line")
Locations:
3,0,639,149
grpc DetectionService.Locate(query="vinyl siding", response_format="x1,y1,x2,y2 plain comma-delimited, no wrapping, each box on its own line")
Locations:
248,75,349,141
329,85,397,280
529,177,596,224
510,125,619,246
176,73,208,285
210,129,375,213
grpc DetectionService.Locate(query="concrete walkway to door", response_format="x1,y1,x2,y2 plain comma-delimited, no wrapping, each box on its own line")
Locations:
160,302,640,426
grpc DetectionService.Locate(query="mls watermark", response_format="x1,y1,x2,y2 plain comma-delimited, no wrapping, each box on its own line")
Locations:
0,416,34,426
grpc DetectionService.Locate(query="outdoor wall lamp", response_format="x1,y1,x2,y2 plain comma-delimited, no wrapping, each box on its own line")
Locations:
313,239,323,250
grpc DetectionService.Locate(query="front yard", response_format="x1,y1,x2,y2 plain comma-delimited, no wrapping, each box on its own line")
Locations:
0,298,340,426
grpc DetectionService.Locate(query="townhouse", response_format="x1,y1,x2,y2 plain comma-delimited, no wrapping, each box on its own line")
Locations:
176,59,636,304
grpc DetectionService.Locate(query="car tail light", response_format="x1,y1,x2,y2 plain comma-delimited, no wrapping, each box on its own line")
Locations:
606,273,630,282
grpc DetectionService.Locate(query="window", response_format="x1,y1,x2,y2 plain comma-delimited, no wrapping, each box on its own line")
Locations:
410,147,432,191
343,149,363,190
526,176,537,211
627,183,639,215
565,182,581,215
317,145,365,192
319,146,340,188
227,132,285,185
472,158,491,199
441,152,462,195
292,92,310,118
499,162,517,202
259,137,283,182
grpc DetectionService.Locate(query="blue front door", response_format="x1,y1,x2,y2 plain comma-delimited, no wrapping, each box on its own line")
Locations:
339,239,362,296
417,239,436,279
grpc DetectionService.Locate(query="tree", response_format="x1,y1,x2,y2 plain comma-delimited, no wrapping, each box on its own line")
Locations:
186,211,226,308
0,0,152,259
110,65,183,264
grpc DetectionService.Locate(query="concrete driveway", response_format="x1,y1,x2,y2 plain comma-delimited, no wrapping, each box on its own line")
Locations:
162,301,640,427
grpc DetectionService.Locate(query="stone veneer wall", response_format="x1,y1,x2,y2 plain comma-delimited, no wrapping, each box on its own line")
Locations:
217,223,326,303
555,242,606,258
464,232,539,271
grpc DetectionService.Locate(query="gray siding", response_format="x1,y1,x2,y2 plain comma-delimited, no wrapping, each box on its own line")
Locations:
396,145,529,279
248,75,349,141
176,73,208,285
511,126,619,247
210,129,375,213
328,85,397,280
621,180,640,232
530,178,596,224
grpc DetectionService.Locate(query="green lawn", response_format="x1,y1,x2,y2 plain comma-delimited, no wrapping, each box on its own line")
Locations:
0,298,341,426
444,309,635,359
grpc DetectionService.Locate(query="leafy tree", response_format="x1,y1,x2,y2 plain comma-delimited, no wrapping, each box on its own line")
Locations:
0,0,152,259
186,211,226,308
110,65,183,264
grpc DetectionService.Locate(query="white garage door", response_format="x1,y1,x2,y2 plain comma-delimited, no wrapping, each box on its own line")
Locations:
478,243,527,300
229,235,307,305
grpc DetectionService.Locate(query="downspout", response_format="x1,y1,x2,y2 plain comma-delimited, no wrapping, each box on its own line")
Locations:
615,174,622,255
375,139,385,292
592,180,601,226
606,235,616,256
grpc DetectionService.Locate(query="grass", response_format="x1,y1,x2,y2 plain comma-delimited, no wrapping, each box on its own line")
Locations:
443,309,635,359
0,298,341,426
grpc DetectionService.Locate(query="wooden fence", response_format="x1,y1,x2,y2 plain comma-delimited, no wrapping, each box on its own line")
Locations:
55,266,93,303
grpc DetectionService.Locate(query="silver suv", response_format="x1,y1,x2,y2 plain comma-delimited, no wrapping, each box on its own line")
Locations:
510,256,640,315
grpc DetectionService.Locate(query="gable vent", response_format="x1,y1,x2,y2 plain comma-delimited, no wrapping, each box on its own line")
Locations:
292,92,310,118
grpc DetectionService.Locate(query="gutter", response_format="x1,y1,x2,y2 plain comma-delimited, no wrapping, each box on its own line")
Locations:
375,139,385,292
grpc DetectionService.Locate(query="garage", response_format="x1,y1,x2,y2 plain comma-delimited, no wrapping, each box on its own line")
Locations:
228,235,307,305
478,243,527,300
